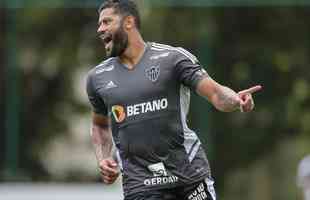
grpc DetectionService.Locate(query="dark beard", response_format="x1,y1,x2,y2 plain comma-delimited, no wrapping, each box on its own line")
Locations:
108,24,128,58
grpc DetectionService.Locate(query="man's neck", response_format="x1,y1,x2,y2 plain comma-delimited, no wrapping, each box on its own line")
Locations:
119,33,146,70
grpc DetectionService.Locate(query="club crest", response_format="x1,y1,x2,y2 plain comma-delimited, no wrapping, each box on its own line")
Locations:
145,65,160,82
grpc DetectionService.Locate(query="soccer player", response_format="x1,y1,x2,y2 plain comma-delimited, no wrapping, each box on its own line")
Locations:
86,0,262,199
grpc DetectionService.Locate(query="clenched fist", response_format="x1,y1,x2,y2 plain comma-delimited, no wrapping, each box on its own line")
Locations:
99,158,120,184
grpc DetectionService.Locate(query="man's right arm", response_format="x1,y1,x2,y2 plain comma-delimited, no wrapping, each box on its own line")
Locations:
91,112,119,184
86,72,119,184
91,112,112,161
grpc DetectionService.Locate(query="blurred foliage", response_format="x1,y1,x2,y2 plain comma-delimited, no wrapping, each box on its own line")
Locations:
1,2,310,200
209,7,310,186
149,0,310,7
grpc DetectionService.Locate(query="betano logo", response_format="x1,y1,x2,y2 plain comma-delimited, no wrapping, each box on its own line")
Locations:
127,98,168,117
111,98,168,123
111,105,126,123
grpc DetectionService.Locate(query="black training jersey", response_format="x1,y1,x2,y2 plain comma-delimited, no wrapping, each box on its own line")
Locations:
86,42,211,196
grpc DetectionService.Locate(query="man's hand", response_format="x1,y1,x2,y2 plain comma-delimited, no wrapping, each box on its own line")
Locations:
99,158,120,184
238,85,262,112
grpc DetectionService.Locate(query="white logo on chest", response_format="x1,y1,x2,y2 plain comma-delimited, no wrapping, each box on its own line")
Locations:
127,98,168,117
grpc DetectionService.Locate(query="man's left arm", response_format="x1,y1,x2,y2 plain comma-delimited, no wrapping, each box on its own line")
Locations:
172,48,261,112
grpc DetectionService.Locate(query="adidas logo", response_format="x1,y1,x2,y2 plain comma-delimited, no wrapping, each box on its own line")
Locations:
105,81,117,89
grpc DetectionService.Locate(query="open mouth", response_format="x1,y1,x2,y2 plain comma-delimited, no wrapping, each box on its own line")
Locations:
100,34,113,50
104,35,112,44
100,34,112,44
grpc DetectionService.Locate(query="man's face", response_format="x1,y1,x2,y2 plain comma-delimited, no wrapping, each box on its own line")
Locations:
97,8,129,57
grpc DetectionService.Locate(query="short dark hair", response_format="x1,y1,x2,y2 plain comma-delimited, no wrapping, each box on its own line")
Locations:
98,0,141,30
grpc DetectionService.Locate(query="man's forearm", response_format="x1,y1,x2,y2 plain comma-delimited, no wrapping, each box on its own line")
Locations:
91,124,113,162
214,86,240,112
196,77,241,112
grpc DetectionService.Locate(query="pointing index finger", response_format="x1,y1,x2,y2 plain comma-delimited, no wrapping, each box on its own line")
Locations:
239,85,262,95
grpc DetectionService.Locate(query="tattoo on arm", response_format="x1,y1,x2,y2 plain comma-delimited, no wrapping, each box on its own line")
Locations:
216,86,240,112
196,77,241,112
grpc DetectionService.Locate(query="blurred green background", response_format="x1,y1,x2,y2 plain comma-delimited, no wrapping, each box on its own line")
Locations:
1,0,310,200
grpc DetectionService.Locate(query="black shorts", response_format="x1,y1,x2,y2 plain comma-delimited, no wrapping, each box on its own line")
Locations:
124,178,216,200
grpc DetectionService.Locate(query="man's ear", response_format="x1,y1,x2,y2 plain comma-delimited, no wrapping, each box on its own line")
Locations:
123,15,135,30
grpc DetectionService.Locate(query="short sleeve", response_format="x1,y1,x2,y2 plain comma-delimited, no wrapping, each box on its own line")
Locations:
86,72,108,116
174,47,209,91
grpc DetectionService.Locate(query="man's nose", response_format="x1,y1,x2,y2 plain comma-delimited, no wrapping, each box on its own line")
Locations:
97,25,107,34
97,27,104,34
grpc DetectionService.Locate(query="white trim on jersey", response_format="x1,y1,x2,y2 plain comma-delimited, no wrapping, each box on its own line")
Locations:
115,149,123,171
205,178,217,200
150,47,167,51
151,42,173,49
95,57,117,69
177,47,198,64
151,43,198,64
179,84,201,163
